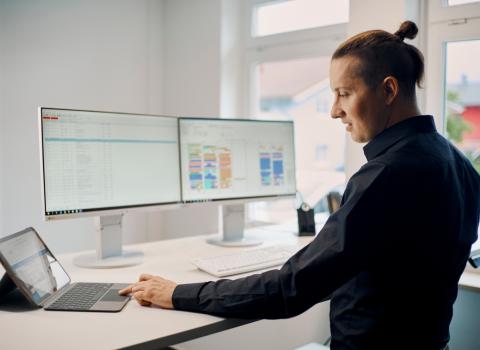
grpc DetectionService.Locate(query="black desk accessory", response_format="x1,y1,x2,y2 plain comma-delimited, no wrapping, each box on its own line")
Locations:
468,249,480,269
297,202,315,236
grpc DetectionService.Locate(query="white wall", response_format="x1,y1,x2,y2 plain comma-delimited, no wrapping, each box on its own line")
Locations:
162,0,222,116
157,0,225,240
220,0,247,118
0,0,253,252
0,0,165,252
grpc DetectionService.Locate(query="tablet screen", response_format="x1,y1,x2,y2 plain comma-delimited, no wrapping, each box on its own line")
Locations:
0,228,70,305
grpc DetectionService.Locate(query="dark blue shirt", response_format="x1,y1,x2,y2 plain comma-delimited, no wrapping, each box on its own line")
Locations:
173,116,480,350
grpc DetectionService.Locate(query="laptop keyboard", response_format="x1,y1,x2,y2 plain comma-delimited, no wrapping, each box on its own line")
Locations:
46,282,113,311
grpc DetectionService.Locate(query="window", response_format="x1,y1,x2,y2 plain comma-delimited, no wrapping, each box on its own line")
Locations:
246,1,347,224
256,57,345,172
253,57,346,223
247,56,347,223
252,0,349,37
429,0,480,22
426,0,480,242
426,1,480,173
444,40,480,173
447,0,479,6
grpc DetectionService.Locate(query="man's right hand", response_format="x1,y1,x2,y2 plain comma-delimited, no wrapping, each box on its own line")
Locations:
119,273,177,309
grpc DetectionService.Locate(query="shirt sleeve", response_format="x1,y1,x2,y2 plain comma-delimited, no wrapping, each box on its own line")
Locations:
173,161,391,319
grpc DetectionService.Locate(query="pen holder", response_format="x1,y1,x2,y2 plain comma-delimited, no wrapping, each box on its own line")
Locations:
297,203,315,236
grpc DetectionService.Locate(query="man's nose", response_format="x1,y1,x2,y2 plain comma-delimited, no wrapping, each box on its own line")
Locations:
331,100,343,120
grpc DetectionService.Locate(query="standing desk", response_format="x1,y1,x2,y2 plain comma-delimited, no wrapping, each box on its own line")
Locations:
2,225,479,350
0,228,314,350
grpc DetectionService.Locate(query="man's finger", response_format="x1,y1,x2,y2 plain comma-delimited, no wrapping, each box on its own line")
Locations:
139,273,155,282
119,279,149,295
139,299,151,307
132,291,145,304
131,284,146,293
118,284,135,295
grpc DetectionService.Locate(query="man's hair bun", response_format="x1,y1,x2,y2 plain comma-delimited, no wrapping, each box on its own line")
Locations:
332,20,424,94
394,21,418,41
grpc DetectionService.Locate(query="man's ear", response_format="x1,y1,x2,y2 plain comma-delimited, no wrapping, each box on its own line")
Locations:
382,76,399,105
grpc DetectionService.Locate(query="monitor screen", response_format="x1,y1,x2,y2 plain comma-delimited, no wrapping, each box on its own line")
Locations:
179,118,296,202
40,108,181,217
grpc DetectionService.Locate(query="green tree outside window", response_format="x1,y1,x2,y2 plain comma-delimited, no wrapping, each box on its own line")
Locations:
446,90,480,173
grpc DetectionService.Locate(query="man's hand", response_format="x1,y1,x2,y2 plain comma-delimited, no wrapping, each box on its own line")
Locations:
118,274,177,309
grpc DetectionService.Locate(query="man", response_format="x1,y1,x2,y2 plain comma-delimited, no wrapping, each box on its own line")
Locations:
120,21,480,349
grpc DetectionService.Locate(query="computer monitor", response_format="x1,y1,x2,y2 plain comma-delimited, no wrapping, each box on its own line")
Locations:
39,107,181,268
179,118,297,246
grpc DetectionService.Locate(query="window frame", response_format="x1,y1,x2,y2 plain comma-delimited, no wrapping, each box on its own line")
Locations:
244,0,348,117
426,0,480,133
429,0,480,23
247,0,349,45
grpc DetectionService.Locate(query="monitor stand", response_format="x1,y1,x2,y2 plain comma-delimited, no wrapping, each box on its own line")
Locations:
206,204,262,247
73,214,144,268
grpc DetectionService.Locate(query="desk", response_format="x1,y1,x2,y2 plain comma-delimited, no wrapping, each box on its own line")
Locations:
2,227,480,350
460,240,480,292
460,266,480,291
0,229,314,350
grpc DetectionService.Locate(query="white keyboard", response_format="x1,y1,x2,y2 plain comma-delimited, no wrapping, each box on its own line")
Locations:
192,245,298,277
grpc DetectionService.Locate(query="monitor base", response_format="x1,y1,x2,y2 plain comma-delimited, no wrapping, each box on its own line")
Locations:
73,250,144,269
206,236,262,247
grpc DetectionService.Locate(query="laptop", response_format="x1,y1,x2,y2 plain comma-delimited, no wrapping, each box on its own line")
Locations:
0,227,130,312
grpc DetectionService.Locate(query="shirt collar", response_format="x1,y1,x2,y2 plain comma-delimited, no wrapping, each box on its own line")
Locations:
363,115,437,161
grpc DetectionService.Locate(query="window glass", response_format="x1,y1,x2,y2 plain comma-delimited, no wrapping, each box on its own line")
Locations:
253,0,349,37
447,0,480,6
445,40,480,173
250,56,346,223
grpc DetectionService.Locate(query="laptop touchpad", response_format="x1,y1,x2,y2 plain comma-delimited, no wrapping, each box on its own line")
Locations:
101,289,129,302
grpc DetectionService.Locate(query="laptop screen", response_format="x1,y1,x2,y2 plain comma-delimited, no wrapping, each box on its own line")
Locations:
0,228,70,305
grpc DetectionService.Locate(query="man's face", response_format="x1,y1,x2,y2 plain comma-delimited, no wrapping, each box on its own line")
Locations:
329,56,389,143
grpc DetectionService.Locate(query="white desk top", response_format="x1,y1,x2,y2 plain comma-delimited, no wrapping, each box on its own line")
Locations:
0,229,312,350
1,225,479,350
459,266,480,291
460,240,480,291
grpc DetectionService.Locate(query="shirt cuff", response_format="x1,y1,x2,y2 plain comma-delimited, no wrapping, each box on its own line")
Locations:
172,282,208,311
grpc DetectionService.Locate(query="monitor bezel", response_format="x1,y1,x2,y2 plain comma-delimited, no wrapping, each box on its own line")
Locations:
178,117,298,204
38,107,183,221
